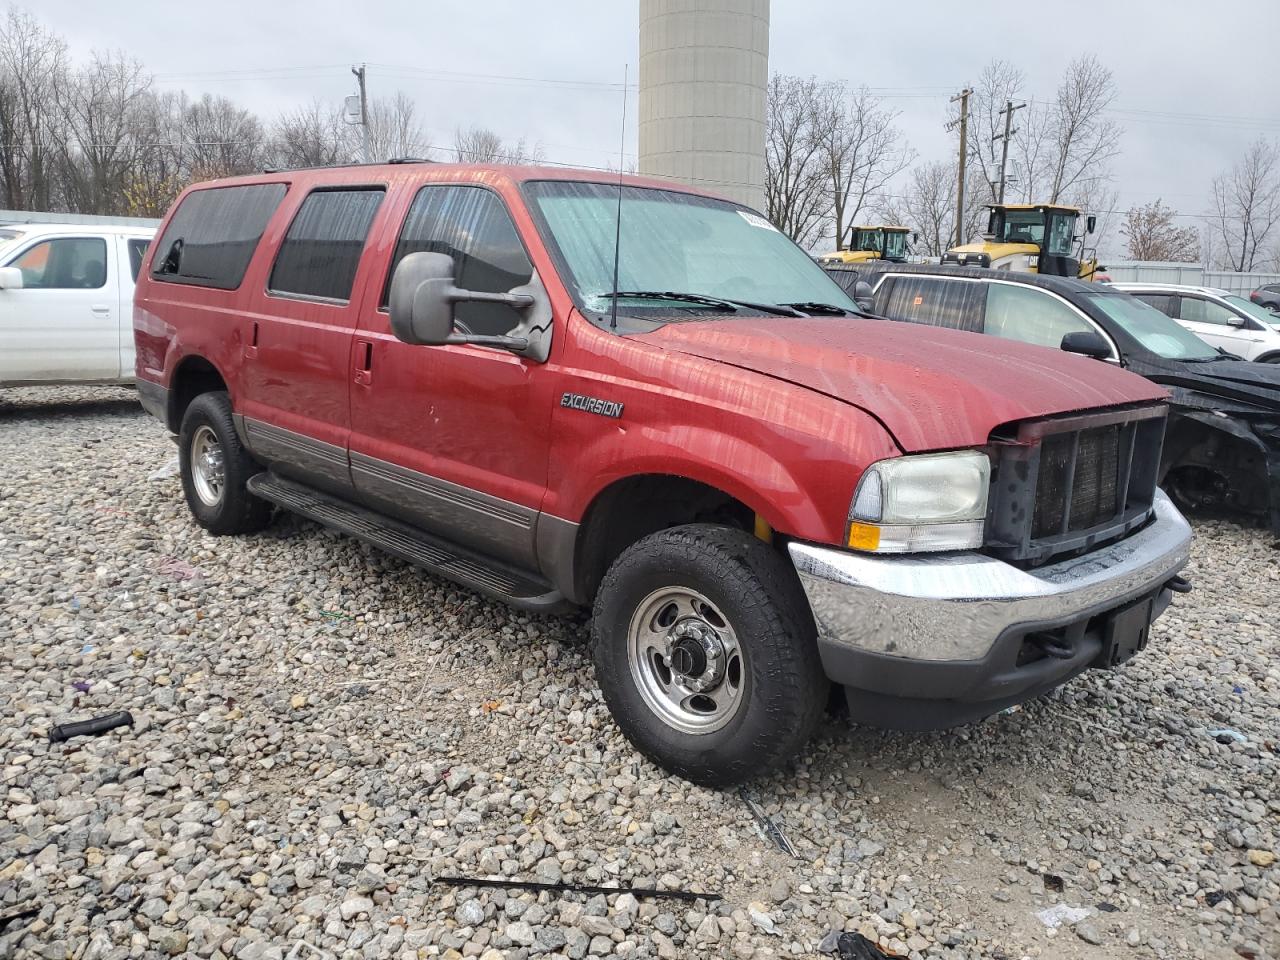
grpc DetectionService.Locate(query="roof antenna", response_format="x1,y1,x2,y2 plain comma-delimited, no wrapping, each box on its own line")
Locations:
609,63,628,331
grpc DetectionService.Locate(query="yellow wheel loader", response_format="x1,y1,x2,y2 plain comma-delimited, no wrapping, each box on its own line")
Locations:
944,204,1103,281
819,225,914,265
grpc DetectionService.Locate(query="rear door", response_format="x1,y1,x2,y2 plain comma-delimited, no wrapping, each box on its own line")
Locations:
1171,294,1254,358
237,185,387,496
0,233,118,383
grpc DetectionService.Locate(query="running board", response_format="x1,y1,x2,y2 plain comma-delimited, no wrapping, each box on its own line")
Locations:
247,472,567,613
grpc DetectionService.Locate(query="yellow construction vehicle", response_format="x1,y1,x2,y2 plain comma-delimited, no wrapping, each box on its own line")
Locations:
943,203,1103,281
819,225,914,265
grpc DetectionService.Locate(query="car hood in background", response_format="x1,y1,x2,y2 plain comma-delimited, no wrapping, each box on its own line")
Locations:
1130,355,1280,413
634,316,1169,451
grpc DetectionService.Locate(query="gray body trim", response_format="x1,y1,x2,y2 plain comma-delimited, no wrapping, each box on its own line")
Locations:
236,415,580,597
242,417,353,495
350,451,538,567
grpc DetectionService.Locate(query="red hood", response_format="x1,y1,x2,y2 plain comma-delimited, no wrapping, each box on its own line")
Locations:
635,316,1168,451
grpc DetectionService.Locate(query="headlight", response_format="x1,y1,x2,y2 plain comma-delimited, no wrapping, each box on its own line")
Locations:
847,451,990,553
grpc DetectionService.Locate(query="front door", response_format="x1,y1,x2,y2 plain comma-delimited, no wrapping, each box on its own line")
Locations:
349,183,555,569
0,234,117,383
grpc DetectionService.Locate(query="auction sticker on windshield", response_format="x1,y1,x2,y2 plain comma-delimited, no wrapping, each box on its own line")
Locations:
738,211,778,231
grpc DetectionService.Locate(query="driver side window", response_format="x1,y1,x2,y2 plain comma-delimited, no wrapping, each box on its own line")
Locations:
384,186,533,337
10,237,107,289
1177,297,1236,326
982,283,1099,351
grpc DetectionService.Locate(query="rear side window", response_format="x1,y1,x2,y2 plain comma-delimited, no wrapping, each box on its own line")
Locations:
8,237,107,289
383,185,533,337
127,238,150,282
269,188,384,302
1131,293,1173,316
151,183,287,290
878,276,981,331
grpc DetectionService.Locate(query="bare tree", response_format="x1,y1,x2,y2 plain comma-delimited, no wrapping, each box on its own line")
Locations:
54,52,152,214
181,93,269,180
1120,199,1199,261
1042,55,1122,203
764,74,827,246
364,91,428,161
0,8,68,209
967,59,1026,206
1210,138,1280,272
814,84,912,249
273,99,347,169
878,161,987,257
453,125,541,164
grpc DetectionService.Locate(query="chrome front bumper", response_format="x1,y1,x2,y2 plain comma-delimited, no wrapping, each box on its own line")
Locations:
788,490,1192,666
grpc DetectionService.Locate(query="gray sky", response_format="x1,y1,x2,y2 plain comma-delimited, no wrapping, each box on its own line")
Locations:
36,0,1280,252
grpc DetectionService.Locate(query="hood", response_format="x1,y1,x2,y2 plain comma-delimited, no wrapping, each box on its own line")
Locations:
634,316,1168,451
1130,354,1280,413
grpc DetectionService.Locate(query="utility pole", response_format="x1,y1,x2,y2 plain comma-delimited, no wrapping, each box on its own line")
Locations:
948,88,972,249
992,99,1026,204
351,64,371,163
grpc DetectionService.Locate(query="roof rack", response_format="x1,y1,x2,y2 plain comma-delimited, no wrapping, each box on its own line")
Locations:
259,157,438,175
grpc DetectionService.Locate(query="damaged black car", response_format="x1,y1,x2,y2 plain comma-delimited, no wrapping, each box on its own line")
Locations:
826,263,1280,533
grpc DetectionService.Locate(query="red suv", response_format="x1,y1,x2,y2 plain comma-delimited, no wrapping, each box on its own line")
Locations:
134,163,1192,786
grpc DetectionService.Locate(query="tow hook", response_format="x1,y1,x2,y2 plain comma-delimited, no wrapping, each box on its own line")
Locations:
1166,575,1193,594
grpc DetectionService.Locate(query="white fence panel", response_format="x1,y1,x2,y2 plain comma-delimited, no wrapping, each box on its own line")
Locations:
1104,261,1280,296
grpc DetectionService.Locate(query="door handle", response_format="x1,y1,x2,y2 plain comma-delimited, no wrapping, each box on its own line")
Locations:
244,321,259,359
354,339,373,386
91,304,111,315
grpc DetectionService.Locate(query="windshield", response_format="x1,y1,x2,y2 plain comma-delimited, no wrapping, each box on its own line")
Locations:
1224,294,1280,328
883,231,908,260
852,228,882,254
524,180,856,317
1085,293,1219,360
997,211,1045,245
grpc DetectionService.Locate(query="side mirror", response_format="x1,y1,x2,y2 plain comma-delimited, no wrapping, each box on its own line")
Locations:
1086,215,1097,235
853,280,875,313
0,266,24,289
912,232,919,244
1061,330,1111,360
388,251,552,360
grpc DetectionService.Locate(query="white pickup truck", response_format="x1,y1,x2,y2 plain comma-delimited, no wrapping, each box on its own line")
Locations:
0,222,154,386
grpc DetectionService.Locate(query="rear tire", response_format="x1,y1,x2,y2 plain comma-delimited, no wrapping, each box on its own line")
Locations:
178,391,271,535
590,524,827,787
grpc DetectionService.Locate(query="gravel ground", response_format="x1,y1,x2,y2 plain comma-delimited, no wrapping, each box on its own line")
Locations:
1,385,1277,960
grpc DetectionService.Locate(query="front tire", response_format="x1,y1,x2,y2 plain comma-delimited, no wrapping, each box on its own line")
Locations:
178,391,271,535
590,524,827,787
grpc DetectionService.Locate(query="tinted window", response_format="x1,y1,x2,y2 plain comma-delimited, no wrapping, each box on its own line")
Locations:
385,185,532,336
152,183,287,290
269,189,384,302
1177,296,1237,326
127,238,150,282
1132,293,1174,316
878,276,981,331
984,283,1097,350
9,237,107,289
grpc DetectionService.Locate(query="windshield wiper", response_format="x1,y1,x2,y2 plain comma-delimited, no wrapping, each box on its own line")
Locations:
1185,354,1240,363
599,290,804,317
779,301,858,316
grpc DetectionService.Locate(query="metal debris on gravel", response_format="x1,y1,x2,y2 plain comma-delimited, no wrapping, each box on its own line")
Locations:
0,386,1277,960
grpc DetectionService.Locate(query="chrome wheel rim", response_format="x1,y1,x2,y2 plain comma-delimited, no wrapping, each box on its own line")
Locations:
626,587,744,735
190,425,226,507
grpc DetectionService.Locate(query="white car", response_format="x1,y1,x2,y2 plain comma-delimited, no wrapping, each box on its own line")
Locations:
0,222,155,386
1111,282,1280,363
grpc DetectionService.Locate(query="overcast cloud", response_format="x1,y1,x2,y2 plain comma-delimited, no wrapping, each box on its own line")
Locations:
32,0,1280,253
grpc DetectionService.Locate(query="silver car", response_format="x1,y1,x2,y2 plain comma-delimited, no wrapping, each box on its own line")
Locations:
1111,282,1280,363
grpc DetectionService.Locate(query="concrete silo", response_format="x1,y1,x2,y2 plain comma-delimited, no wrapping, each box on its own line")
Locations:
638,0,770,211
